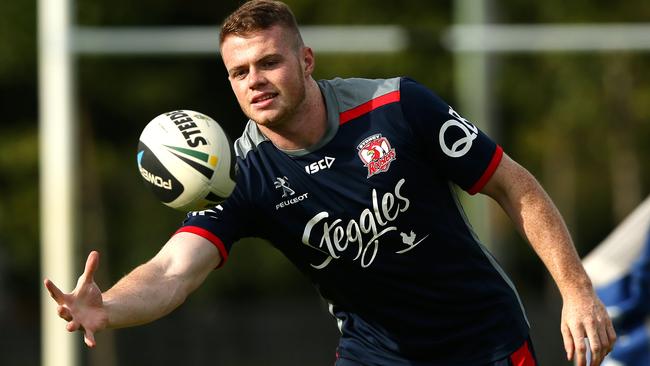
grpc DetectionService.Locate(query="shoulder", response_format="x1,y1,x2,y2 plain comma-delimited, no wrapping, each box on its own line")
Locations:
319,77,442,112
318,77,402,112
233,120,268,159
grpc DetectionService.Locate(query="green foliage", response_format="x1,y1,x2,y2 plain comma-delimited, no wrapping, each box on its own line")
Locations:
496,52,650,249
0,1,36,81
498,0,650,23
1,0,648,311
0,127,39,273
2,1,650,364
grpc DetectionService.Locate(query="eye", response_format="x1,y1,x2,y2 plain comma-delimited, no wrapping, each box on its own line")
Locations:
260,57,281,70
230,70,248,80
262,59,279,69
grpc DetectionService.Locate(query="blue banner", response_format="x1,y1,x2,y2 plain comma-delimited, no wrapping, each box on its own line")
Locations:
583,196,650,366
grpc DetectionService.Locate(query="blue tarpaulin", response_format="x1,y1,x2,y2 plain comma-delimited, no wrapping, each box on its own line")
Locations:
583,196,650,366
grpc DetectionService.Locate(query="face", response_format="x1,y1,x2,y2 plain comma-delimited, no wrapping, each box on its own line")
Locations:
221,25,314,129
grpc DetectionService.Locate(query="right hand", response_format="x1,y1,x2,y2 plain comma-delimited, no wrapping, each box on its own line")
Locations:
44,251,108,347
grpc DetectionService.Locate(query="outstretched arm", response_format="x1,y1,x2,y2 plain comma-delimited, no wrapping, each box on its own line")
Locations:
44,232,221,347
480,153,616,366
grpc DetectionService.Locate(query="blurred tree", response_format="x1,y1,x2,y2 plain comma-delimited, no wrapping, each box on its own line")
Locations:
1,0,649,365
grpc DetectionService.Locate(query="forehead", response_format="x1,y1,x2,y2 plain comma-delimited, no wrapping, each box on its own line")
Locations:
220,26,295,67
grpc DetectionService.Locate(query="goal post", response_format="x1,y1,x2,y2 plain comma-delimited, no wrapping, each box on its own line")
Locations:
38,0,79,365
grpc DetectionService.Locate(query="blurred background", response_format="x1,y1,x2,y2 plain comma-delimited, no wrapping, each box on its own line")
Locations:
1,0,649,365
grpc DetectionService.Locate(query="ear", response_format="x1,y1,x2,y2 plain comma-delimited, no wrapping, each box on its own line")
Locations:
302,46,315,77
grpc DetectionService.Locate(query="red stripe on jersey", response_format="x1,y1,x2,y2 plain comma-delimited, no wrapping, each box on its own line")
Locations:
174,226,228,268
467,145,503,195
339,90,401,125
509,340,536,366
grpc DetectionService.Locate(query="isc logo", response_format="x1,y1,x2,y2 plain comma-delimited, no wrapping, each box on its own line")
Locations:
305,157,335,174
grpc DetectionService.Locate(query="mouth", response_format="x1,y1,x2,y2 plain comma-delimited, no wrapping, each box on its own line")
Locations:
251,92,278,105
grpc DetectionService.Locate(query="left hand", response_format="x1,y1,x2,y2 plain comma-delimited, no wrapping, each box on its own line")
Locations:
560,290,616,366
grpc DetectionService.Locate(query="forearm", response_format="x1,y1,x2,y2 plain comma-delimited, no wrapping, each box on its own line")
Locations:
502,176,593,298
483,155,593,298
483,154,616,364
102,260,190,329
101,233,219,329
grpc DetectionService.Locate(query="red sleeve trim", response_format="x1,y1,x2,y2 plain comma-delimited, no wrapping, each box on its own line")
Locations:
467,145,503,195
339,90,401,125
174,226,229,268
509,340,537,366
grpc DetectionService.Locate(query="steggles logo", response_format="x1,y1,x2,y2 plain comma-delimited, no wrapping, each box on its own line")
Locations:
302,178,428,269
357,134,397,178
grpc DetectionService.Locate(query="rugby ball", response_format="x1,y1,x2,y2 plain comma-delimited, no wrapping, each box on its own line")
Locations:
137,110,236,211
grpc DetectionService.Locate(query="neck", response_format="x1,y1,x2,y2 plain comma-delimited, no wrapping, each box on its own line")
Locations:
258,78,327,151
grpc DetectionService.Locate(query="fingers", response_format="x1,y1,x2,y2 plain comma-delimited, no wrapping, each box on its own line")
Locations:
567,320,616,366
44,278,65,305
66,320,80,332
46,251,103,349
585,326,604,366
80,251,100,285
573,332,587,366
84,329,97,348
57,305,72,321
589,318,617,366
561,322,575,361
65,322,97,348
592,321,610,365
606,321,617,351
562,320,589,366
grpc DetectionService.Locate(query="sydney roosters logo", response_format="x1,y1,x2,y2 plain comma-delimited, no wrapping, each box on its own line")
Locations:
357,134,397,178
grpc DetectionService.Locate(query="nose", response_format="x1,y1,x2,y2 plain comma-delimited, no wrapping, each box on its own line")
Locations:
247,67,267,89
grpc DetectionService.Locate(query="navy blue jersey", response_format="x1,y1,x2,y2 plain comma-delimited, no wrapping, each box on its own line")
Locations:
178,77,530,365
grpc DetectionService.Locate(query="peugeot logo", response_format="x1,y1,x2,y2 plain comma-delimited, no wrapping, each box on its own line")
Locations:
274,176,296,198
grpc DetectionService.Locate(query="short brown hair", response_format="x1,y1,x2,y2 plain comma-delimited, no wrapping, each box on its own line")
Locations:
220,0,303,48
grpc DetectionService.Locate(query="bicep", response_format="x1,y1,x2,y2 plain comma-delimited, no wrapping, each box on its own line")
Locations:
480,153,537,213
480,153,550,231
151,232,222,292
399,79,503,191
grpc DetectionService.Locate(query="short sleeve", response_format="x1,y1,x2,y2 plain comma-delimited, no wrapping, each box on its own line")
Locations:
175,176,252,268
400,78,503,194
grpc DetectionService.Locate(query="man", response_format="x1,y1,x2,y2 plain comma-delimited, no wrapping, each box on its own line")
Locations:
44,1,616,365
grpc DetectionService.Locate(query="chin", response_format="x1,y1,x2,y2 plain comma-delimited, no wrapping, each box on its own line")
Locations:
253,113,285,127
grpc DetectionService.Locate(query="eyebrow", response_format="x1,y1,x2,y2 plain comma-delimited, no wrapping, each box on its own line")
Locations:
227,53,284,76
227,65,245,77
